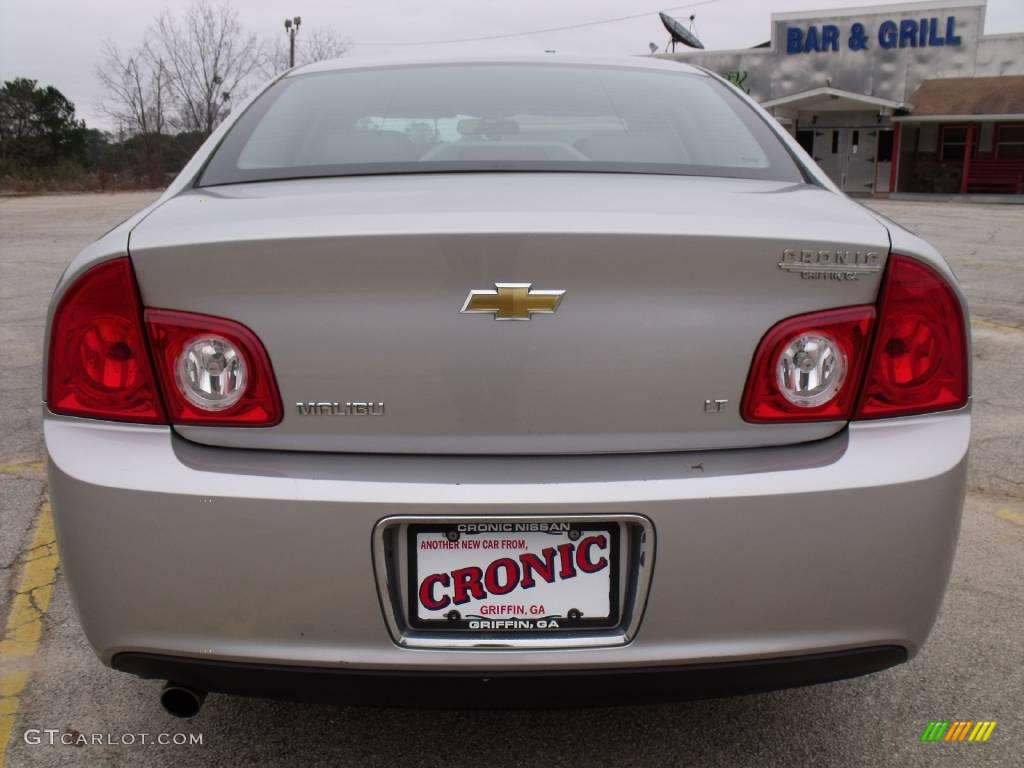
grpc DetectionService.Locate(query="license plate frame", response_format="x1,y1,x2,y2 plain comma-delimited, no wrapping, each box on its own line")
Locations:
406,520,621,633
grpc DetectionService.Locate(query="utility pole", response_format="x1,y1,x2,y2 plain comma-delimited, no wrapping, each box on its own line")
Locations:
284,16,302,68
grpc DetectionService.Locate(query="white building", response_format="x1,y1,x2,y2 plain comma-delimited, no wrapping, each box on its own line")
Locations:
661,0,1024,196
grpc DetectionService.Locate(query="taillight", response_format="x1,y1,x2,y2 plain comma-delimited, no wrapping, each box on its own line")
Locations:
855,254,968,419
145,309,282,426
47,258,166,423
741,306,876,422
47,257,282,427
741,253,968,423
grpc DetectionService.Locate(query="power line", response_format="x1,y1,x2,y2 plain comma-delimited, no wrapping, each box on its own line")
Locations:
352,0,719,47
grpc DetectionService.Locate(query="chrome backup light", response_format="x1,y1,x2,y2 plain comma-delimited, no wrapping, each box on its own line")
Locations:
776,333,846,408
175,336,247,411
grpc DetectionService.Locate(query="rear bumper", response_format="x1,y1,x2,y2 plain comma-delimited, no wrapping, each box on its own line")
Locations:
113,646,908,707
46,409,968,681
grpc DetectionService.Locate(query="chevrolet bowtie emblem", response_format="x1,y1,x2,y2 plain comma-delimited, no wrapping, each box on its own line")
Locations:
460,283,566,320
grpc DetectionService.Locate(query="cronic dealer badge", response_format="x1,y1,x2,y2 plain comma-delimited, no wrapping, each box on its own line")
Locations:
778,249,882,281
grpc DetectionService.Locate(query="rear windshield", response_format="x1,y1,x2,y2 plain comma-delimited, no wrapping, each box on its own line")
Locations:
199,63,805,186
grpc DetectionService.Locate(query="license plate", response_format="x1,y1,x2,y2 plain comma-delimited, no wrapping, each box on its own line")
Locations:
408,521,620,632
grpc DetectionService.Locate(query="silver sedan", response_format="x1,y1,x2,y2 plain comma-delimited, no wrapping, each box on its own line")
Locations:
43,56,969,717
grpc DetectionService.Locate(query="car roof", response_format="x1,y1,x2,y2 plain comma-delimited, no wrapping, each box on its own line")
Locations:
288,54,707,78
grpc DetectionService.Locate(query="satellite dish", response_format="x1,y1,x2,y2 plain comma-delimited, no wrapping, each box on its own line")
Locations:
659,12,705,50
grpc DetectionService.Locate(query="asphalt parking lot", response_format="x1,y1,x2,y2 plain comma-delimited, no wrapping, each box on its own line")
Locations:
0,192,1021,767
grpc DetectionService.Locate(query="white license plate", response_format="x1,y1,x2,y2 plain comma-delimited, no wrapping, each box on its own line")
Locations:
409,521,619,632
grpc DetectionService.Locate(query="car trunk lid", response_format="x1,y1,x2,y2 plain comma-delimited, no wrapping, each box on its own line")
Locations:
128,173,890,454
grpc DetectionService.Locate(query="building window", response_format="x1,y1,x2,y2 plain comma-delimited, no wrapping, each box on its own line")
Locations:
995,124,1024,160
796,130,814,155
877,130,894,163
940,125,973,162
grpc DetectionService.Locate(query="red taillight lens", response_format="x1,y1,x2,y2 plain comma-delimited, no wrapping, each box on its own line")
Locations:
741,306,876,422
145,309,283,426
742,254,968,424
855,254,968,419
48,260,282,427
47,258,166,423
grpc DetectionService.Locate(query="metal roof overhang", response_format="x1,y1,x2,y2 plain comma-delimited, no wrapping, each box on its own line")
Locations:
761,87,905,113
892,113,1024,123
898,76,1024,123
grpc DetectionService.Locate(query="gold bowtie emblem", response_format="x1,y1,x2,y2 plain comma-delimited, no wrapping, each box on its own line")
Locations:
461,283,566,320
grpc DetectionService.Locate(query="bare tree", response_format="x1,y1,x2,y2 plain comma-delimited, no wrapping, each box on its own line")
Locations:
260,27,349,78
97,42,169,136
96,41,170,183
300,28,350,64
151,0,264,136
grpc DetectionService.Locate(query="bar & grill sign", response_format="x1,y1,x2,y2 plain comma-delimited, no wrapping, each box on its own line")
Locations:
787,15,962,54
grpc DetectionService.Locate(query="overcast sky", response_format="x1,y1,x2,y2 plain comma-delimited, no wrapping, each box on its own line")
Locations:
1,0,1022,130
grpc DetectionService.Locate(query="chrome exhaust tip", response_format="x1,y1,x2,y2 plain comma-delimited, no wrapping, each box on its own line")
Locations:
160,682,207,718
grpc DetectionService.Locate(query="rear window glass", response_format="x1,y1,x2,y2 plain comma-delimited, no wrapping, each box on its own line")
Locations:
199,63,805,186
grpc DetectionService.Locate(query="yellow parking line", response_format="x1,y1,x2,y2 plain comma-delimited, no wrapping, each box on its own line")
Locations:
0,461,45,478
996,508,1024,527
973,317,1024,336
0,495,58,768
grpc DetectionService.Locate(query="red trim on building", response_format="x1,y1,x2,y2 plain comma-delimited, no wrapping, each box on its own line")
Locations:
960,123,976,194
889,123,901,193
